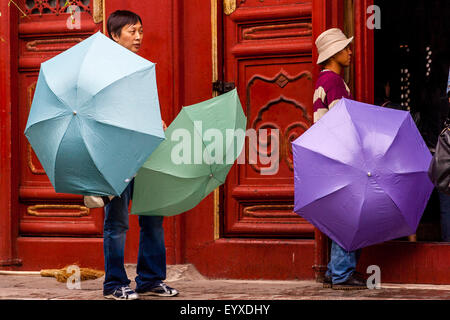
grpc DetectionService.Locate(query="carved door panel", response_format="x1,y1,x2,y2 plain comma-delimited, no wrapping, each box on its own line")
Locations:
17,1,103,241
222,0,315,237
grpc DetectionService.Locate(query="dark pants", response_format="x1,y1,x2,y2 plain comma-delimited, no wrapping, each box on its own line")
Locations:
439,191,450,242
103,180,166,295
325,240,361,284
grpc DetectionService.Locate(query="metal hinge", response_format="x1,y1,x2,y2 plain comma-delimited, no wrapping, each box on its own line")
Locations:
223,0,237,15
213,81,235,95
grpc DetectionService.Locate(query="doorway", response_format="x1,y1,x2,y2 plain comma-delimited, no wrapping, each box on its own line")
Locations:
374,0,450,242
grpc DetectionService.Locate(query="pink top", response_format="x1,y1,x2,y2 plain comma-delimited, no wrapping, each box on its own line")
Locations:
313,70,353,123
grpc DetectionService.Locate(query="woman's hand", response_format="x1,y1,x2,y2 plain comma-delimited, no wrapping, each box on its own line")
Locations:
162,120,167,131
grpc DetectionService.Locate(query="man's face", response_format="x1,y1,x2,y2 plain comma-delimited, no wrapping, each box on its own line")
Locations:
333,45,352,67
112,22,143,53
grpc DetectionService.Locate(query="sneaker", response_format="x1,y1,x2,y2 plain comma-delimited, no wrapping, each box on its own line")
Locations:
353,271,368,282
322,274,332,289
84,195,114,208
136,282,179,297
104,286,139,300
332,273,367,290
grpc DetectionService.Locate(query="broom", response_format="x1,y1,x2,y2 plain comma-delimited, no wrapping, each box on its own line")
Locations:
0,265,104,283
40,265,105,283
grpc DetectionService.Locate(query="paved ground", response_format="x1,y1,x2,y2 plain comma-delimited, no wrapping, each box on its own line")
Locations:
1,264,450,301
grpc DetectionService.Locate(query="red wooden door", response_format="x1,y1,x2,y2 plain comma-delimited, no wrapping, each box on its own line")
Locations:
222,1,315,239
184,0,321,280
8,0,187,270
13,0,105,270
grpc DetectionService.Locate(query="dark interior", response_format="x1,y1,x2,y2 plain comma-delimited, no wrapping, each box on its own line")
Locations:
374,0,450,241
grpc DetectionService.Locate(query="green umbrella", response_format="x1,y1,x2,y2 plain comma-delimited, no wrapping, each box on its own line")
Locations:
131,89,246,216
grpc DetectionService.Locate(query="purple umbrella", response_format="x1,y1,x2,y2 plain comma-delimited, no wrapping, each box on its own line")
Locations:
292,98,434,251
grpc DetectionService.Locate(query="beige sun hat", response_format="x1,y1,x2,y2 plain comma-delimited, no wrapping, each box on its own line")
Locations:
315,28,353,64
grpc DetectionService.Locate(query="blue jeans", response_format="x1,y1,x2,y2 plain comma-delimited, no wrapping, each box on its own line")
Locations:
325,240,361,284
439,191,450,242
103,180,166,295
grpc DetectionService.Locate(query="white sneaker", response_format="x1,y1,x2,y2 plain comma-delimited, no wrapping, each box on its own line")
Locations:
83,195,114,208
136,282,179,297
104,286,139,300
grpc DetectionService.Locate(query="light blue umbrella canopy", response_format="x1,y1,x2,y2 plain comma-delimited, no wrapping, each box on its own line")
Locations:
25,32,165,196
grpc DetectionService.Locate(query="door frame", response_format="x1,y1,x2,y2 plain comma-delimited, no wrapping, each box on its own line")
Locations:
311,0,374,281
0,0,20,268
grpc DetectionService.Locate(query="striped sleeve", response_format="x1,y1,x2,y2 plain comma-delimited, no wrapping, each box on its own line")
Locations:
313,86,328,123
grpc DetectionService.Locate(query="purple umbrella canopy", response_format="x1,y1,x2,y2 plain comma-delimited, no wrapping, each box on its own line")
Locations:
292,98,434,251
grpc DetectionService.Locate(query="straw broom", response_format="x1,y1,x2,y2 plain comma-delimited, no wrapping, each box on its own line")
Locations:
40,266,105,283
0,265,104,283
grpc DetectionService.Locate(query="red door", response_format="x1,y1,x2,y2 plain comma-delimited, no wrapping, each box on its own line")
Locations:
222,2,315,239
12,0,104,270
184,0,323,280
3,0,185,270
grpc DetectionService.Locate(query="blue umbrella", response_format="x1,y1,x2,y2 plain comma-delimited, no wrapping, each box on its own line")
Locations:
25,32,165,196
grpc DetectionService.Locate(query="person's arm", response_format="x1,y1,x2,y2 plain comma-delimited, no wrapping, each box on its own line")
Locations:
162,120,167,131
313,86,328,123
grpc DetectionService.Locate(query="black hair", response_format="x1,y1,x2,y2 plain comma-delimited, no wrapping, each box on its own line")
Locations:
319,58,331,68
107,10,142,39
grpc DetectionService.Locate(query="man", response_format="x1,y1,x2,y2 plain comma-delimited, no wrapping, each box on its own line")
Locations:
313,28,367,290
85,10,177,300
428,54,450,242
